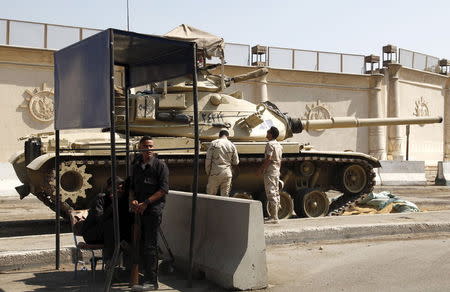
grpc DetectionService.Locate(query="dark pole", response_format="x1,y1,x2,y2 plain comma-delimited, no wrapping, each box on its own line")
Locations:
126,0,130,31
55,129,60,270
125,66,131,177
188,43,199,288
104,29,120,292
406,124,410,161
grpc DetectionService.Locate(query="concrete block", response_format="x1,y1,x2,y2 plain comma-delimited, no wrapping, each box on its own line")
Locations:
375,160,426,186
435,161,450,186
160,191,268,290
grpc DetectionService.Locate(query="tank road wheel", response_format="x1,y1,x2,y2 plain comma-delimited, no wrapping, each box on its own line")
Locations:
48,161,93,207
329,160,376,216
299,161,315,177
279,191,294,219
265,191,294,220
232,192,253,200
294,189,330,218
341,164,367,194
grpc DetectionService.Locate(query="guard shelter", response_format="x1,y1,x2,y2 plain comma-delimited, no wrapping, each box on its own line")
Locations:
53,28,201,291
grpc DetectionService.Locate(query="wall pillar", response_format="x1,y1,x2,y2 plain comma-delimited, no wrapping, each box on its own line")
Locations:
387,63,404,160
444,79,450,161
368,73,386,159
256,73,268,103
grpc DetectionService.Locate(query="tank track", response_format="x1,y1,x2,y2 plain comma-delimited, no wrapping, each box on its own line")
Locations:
36,154,375,217
328,159,376,216
198,154,375,216
221,154,376,217
34,191,73,219
38,158,127,216
120,155,376,217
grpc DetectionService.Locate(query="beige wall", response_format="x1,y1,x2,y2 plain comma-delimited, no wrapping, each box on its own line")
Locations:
0,46,448,164
224,66,374,153
0,46,54,161
268,70,371,153
398,69,445,162
383,66,446,164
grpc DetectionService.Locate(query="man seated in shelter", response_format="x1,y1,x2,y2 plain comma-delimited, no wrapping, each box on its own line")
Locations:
81,176,131,264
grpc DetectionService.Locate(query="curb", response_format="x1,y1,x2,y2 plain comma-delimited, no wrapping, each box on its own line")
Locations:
2,220,450,271
264,222,450,245
0,248,75,272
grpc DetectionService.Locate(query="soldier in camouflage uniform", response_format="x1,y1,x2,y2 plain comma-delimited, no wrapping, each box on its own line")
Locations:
205,130,239,197
258,126,283,223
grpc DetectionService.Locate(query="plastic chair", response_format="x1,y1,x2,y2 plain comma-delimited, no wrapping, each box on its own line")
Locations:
68,209,104,281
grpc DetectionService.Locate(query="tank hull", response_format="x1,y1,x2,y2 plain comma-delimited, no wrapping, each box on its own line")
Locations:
12,140,378,219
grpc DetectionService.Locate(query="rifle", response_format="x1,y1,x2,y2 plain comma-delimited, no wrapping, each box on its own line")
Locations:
129,214,141,287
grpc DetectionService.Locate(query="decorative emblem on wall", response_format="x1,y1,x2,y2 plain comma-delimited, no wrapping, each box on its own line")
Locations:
304,100,331,120
21,83,54,122
304,100,331,132
413,96,430,117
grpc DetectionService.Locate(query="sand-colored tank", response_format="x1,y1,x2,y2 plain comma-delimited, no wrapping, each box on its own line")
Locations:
9,67,443,218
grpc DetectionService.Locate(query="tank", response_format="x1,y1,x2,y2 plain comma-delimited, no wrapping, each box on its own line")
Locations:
9,67,443,219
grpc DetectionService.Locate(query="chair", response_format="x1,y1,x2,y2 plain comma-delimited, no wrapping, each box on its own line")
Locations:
68,209,104,281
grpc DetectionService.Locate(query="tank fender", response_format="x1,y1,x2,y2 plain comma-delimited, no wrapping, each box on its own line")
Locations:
9,151,24,164
372,160,381,168
363,156,381,168
26,153,86,171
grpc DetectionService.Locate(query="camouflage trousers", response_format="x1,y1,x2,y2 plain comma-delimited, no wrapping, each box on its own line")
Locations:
264,174,280,205
206,173,232,197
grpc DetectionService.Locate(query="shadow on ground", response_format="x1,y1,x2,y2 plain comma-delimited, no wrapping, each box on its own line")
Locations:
3,265,225,292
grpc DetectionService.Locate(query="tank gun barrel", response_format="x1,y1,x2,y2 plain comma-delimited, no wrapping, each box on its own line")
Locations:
231,68,269,83
292,116,443,132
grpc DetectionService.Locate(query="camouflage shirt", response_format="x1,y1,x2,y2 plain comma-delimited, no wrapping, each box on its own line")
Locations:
205,138,239,177
264,140,282,175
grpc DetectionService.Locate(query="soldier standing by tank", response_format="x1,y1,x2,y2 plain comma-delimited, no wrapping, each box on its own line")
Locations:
258,126,283,223
205,130,239,197
129,136,169,291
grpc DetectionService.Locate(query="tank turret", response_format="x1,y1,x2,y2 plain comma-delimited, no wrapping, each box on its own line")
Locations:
116,67,442,143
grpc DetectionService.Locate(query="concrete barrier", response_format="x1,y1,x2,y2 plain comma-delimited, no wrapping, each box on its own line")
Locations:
435,161,450,186
160,191,268,290
375,161,426,186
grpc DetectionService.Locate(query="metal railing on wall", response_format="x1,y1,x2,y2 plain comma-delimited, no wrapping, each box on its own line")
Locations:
223,43,251,66
267,47,365,74
0,18,365,74
11,18,444,76
221,44,365,74
398,48,440,73
0,18,101,50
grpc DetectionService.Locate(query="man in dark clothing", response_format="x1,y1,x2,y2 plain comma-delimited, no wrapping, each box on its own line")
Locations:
130,136,169,291
81,176,131,262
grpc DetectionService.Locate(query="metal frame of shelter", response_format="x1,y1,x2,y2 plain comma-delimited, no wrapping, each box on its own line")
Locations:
53,28,201,291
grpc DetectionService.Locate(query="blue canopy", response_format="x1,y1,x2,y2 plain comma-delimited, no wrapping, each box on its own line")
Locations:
54,28,194,130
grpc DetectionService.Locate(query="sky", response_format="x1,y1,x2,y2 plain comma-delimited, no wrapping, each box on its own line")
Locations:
1,0,449,59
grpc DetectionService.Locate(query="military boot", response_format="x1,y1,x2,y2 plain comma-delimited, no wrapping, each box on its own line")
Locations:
267,201,279,224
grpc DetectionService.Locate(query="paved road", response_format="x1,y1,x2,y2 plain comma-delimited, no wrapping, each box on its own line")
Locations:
260,234,450,292
2,235,450,291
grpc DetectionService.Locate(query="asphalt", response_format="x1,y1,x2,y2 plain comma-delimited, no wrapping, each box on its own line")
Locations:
0,186,449,272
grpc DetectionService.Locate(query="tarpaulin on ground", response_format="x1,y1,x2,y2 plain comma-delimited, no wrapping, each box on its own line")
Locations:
343,191,420,215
